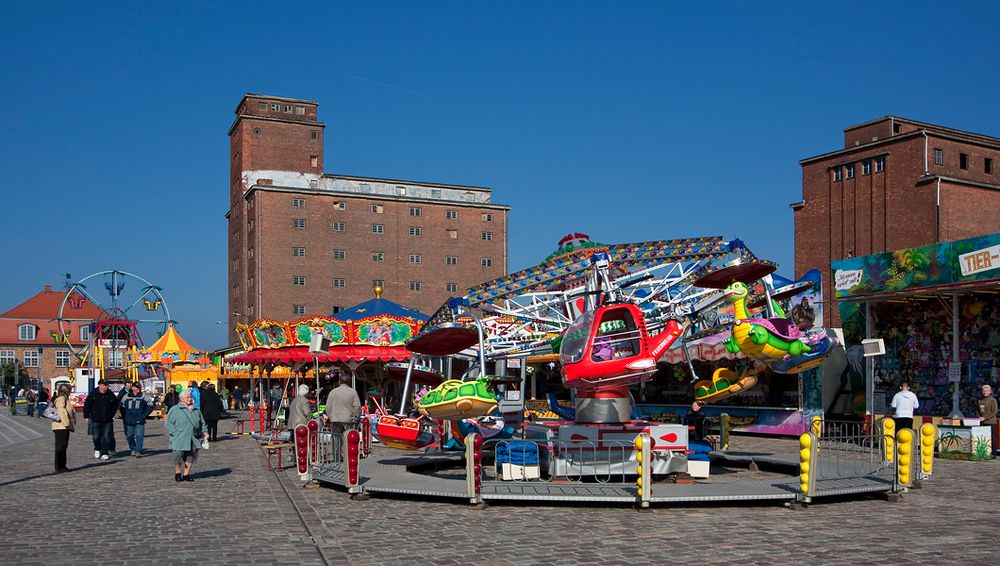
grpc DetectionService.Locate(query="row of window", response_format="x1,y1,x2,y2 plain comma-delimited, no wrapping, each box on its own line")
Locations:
289,258,492,287
291,250,494,264
258,101,307,116
0,349,72,367
833,155,886,181
292,197,494,221
294,220,491,240
935,148,993,173
15,325,90,342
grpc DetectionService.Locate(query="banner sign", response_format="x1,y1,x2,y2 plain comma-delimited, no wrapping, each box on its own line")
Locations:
831,232,1000,299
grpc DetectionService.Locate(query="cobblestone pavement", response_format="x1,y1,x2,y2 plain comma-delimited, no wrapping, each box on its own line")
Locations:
1,411,996,565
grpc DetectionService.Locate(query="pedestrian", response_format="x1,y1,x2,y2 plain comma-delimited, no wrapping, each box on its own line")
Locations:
187,380,201,409
165,388,205,482
685,400,709,443
200,383,223,442
26,388,37,417
269,383,283,417
232,385,244,411
978,384,997,454
325,375,360,459
83,379,120,459
37,386,50,418
50,383,76,473
890,382,920,432
163,385,181,412
287,384,313,431
121,382,153,457
220,384,230,411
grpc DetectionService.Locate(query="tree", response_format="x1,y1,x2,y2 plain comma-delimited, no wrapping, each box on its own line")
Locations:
1,361,30,389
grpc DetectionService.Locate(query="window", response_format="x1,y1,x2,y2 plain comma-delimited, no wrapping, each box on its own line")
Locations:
960,153,968,170
481,231,493,241
409,207,421,217
333,249,346,260
333,201,346,210
311,130,318,140
845,163,855,179
447,229,458,239
284,105,292,113
24,350,39,368
248,197,254,209
292,276,306,286
446,210,458,219
310,156,319,168
482,212,493,222
248,247,254,259
372,279,385,288
296,106,305,115
372,204,384,214
332,278,346,288
359,183,371,193
397,186,406,195
875,155,885,172
409,281,422,292
258,101,267,111
446,256,458,265
331,306,342,314
934,149,943,165
332,221,346,232
292,218,306,229
409,226,422,236
18,324,36,341
248,275,254,289
248,218,254,231
292,197,305,208
56,350,70,368
309,179,318,189
446,283,458,293
862,160,871,175
271,103,280,111
481,258,493,267
986,158,993,174
0,350,14,364
80,326,90,342
292,247,306,257
409,254,422,264
372,224,384,234
107,350,124,369
372,252,385,262
431,189,442,198
833,166,842,182
292,305,306,315
893,123,902,134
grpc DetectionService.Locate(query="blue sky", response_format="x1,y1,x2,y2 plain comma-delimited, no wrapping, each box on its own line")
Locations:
1,1,997,349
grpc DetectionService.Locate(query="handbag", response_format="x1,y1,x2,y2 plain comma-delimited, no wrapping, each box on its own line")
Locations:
42,403,61,422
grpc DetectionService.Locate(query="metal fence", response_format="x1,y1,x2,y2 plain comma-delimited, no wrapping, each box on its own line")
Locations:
485,438,656,484
811,418,893,479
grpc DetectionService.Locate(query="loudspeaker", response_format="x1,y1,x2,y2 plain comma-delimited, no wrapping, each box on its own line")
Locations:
309,332,331,354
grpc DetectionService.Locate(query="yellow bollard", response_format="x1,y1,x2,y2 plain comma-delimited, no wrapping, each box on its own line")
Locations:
897,428,913,487
920,423,936,477
882,418,896,463
798,432,816,499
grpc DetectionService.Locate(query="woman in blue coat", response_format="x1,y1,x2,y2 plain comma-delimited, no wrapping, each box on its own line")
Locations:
165,388,205,482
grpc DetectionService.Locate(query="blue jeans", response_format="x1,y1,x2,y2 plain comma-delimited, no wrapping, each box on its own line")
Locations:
125,423,145,453
91,421,114,455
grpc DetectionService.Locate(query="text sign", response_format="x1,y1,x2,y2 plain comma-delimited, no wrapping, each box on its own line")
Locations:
958,244,1000,277
834,269,863,291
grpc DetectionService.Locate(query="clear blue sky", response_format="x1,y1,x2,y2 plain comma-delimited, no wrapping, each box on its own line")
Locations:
1,1,997,350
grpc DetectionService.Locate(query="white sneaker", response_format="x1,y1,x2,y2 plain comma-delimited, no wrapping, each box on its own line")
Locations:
100,454,110,460
94,450,101,459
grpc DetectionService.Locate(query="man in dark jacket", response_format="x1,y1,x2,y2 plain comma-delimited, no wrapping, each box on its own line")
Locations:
120,382,153,457
200,383,224,442
163,385,181,413
83,379,120,460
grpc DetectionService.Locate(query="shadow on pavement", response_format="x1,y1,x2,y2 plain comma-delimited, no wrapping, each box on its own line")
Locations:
0,459,122,488
192,467,233,479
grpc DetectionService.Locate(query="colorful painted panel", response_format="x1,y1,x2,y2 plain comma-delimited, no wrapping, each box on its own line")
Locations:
291,317,346,346
249,320,289,348
832,231,1000,299
356,317,415,346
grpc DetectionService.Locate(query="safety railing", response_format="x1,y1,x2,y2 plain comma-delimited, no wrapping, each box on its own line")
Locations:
484,438,654,484
807,418,893,480
314,420,362,466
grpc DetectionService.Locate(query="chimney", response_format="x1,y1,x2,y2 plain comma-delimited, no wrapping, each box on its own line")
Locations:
44,285,52,293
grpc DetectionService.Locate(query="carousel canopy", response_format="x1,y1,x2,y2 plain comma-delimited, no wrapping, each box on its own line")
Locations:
231,287,428,366
130,324,209,365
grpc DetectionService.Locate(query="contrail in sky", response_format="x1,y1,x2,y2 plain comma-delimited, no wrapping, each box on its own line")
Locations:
345,73,444,102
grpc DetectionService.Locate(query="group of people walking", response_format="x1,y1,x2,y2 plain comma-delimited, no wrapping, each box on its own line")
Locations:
50,379,228,481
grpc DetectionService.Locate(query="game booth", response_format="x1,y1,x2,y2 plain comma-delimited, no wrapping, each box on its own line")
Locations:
833,231,1000,460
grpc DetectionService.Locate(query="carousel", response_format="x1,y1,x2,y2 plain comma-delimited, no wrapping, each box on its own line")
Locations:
128,323,217,397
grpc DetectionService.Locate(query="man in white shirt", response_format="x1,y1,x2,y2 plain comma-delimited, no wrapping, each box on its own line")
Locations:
890,382,920,431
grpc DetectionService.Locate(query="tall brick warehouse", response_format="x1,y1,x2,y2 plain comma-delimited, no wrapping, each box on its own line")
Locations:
227,94,509,343
794,116,1000,324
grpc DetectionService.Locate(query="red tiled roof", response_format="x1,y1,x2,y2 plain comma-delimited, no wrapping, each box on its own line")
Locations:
0,286,105,346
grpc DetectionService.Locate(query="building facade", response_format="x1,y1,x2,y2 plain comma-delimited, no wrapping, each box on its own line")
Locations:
794,116,1000,324
227,94,509,343
0,285,101,386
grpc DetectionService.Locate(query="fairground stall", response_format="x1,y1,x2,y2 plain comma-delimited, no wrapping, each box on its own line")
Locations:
129,323,218,398
833,231,1000,460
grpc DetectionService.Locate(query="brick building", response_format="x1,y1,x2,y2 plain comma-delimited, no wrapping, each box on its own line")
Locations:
1,285,102,386
227,94,510,343
794,116,1000,324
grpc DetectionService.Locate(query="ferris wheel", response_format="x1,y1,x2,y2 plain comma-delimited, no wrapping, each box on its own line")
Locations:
55,270,172,362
